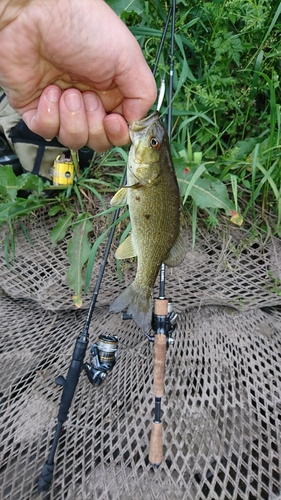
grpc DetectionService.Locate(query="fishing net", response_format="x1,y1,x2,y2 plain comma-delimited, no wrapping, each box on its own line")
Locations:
1,207,281,500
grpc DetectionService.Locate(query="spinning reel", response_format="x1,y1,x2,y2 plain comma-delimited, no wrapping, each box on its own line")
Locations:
84,333,119,386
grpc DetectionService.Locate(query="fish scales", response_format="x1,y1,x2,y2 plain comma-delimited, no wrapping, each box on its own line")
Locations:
127,144,180,288
109,111,185,332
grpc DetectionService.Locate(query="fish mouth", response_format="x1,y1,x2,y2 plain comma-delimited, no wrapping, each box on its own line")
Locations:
129,111,159,137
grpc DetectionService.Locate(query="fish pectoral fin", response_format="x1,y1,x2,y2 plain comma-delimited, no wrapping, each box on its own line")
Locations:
110,187,128,207
110,183,143,207
163,231,186,267
115,234,137,260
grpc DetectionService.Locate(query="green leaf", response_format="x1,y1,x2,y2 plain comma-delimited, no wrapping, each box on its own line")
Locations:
194,177,236,213
48,205,63,217
19,221,33,245
0,166,48,201
0,198,48,224
3,232,11,267
175,162,237,215
175,34,196,83
50,211,74,246
233,138,260,160
20,172,49,196
0,166,22,201
107,0,143,16
3,222,14,267
182,164,207,205
66,213,93,308
196,177,235,213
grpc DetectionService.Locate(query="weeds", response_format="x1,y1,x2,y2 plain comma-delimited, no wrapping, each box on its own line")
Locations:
128,0,281,222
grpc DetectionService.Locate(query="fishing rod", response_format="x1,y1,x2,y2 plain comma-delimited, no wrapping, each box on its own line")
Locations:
148,0,177,467
37,176,125,491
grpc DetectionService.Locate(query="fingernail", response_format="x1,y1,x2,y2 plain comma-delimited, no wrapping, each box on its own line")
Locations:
83,92,99,112
64,92,82,111
47,88,60,103
106,117,121,135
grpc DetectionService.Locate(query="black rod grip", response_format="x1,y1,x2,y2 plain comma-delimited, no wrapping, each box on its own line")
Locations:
57,336,88,423
38,462,55,491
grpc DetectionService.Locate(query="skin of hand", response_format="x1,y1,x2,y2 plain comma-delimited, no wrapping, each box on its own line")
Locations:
0,0,157,151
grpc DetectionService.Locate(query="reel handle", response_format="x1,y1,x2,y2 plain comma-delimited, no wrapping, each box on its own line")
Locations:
149,299,168,466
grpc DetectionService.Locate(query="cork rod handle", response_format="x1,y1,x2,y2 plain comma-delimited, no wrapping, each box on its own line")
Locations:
149,421,163,465
152,333,167,397
149,299,168,466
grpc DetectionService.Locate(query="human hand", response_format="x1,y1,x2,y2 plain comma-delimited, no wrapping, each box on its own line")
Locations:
0,0,157,151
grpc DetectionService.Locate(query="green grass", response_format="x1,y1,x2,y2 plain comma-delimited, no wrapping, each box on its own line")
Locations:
124,0,281,226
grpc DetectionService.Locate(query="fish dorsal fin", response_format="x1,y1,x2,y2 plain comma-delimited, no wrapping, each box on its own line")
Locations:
163,231,186,267
115,234,137,260
110,187,128,207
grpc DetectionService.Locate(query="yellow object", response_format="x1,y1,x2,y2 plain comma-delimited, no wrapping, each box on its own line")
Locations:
53,155,74,186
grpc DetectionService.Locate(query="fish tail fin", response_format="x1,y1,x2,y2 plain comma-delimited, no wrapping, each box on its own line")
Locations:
109,283,152,333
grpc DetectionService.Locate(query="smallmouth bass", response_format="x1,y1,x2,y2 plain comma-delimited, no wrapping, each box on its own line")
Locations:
109,111,185,332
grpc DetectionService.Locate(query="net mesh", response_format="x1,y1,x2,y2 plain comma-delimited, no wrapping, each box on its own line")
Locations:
1,209,281,500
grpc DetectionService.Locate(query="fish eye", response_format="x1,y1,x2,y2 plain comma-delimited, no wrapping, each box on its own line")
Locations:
150,137,160,149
